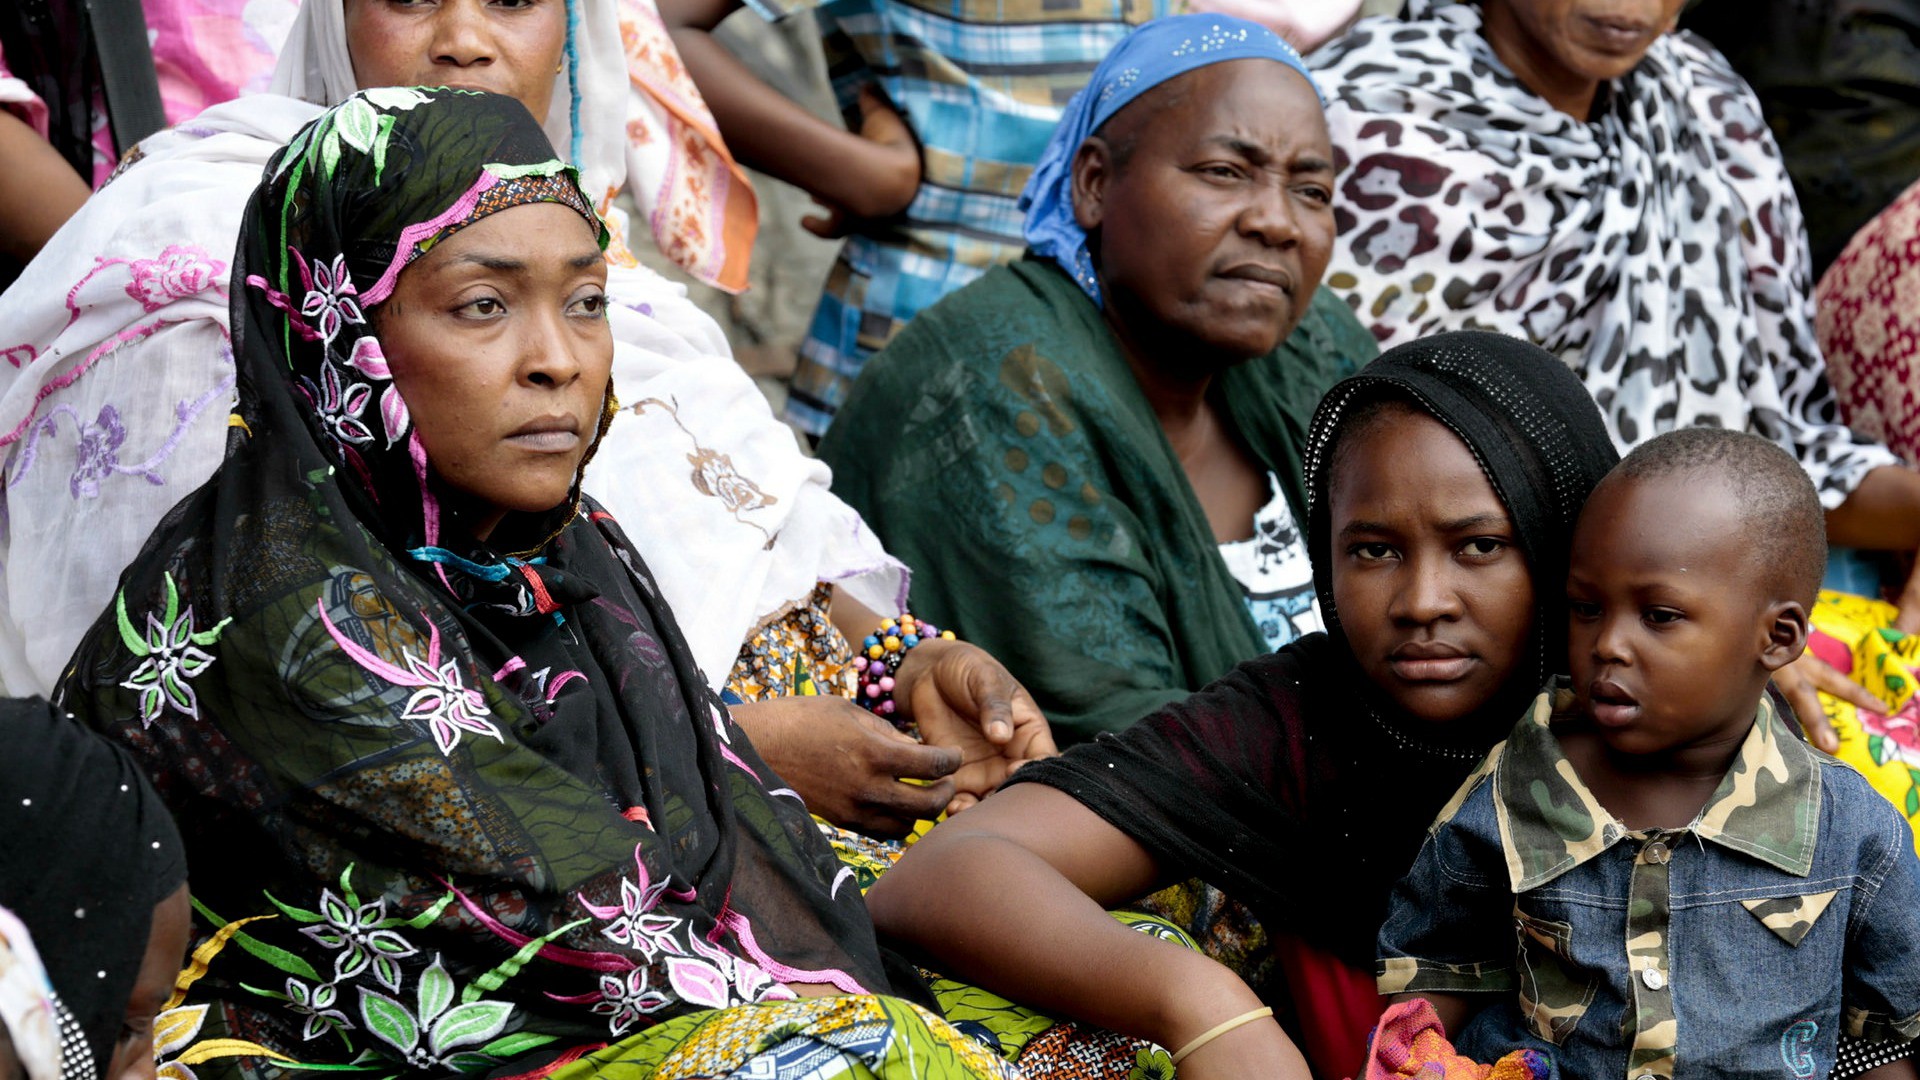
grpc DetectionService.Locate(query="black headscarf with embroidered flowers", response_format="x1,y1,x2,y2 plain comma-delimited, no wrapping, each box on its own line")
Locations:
55,88,891,1072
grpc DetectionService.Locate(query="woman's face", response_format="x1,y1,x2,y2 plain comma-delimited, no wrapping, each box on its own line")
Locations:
1329,406,1537,726
343,0,566,126
1072,59,1336,367
1481,0,1684,90
104,884,190,1080
377,201,612,541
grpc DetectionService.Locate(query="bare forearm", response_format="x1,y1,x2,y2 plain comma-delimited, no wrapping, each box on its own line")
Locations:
829,582,882,643
1827,465,1920,551
666,22,906,214
0,111,89,262
870,830,1264,1051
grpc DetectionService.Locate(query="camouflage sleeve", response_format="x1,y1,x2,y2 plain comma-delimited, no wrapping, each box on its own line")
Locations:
1375,783,1517,997
1842,805,1920,1043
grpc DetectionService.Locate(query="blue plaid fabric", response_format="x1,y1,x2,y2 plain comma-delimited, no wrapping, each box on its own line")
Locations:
751,0,1174,435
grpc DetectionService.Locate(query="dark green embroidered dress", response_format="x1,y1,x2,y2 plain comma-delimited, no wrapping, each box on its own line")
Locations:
820,258,1376,741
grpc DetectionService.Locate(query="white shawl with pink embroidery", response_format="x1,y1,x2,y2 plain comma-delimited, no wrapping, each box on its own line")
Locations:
0,2,902,695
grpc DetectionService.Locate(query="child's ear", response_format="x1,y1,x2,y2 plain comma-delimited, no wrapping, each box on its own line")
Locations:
1759,601,1811,673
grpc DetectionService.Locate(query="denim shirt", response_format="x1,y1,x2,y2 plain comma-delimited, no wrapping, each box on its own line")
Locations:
1378,687,1920,1080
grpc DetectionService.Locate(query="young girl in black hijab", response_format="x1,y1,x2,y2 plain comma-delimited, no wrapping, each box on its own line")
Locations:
869,331,1623,1080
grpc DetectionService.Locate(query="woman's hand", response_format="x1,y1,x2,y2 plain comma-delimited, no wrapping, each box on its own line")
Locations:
800,87,922,238
729,697,959,838
893,637,1058,814
1774,649,1889,753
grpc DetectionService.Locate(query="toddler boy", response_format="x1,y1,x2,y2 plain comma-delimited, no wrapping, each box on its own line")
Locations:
1377,428,1920,1079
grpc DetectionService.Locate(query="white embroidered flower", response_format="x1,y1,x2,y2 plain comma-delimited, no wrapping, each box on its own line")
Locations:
590,967,672,1036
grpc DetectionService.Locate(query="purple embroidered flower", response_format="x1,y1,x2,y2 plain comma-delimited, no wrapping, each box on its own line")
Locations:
70,405,126,498
298,252,366,346
301,888,418,991
126,245,225,313
591,967,673,1036
316,360,377,447
0,343,37,369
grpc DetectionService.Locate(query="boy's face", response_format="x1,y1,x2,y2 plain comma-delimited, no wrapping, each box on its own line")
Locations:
1565,470,1803,758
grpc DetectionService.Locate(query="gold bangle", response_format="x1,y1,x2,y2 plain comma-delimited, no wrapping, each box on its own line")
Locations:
1169,1006,1274,1065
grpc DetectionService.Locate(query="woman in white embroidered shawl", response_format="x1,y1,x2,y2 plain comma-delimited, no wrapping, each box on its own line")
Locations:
0,0,1049,840
1307,0,1920,739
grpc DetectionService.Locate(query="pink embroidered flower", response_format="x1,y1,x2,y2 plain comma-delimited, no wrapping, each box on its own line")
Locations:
298,252,366,346
582,874,682,960
397,651,497,758
578,843,696,960
345,337,410,446
126,246,225,313
666,936,790,1010
664,954,732,1010
0,343,37,369
317,602,502,756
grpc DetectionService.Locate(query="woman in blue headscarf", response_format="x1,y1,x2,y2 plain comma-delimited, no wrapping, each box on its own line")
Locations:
819,14,1379,744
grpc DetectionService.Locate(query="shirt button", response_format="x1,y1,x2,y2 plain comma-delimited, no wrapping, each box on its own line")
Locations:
1637,1074,1660,1080
1642,968,1667,991
1644,841,1670,864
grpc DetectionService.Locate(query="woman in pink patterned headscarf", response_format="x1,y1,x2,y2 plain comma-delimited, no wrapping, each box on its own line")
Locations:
1818,179,1920,467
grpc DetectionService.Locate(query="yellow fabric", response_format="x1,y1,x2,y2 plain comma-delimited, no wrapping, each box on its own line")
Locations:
1809,589,1920,856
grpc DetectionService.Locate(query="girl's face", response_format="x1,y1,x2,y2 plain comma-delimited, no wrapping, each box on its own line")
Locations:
1329,406,1537,726
376,201,612,541
344,0,567,127
105,884,190,1080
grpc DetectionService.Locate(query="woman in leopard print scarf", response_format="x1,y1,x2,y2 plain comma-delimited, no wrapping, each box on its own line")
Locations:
1308,0,1903,515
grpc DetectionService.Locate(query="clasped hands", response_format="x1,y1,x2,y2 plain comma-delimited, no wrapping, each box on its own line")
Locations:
731,638,1055,838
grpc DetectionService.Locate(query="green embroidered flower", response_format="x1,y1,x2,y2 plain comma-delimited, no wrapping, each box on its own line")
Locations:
116,571,231,728
1129,1046,1176,1080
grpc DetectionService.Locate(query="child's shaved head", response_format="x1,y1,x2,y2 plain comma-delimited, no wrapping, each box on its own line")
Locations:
1608,428,1826,608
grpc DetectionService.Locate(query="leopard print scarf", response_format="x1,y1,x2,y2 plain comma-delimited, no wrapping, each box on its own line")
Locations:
1309,0,1897,507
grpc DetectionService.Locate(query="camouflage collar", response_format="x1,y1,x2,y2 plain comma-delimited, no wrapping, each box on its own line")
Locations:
1492,685,1822,892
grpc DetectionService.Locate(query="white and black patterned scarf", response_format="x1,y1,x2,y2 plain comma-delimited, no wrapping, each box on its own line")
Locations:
1308,0,1896,506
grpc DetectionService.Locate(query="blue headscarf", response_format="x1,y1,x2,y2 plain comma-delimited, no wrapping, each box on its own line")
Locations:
1019,14,1324,306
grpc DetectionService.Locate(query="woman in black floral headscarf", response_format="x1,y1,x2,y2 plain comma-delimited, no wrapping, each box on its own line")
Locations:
56,86,1013,1080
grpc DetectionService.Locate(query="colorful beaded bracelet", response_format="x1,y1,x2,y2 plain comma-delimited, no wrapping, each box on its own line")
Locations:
851,615,955,719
